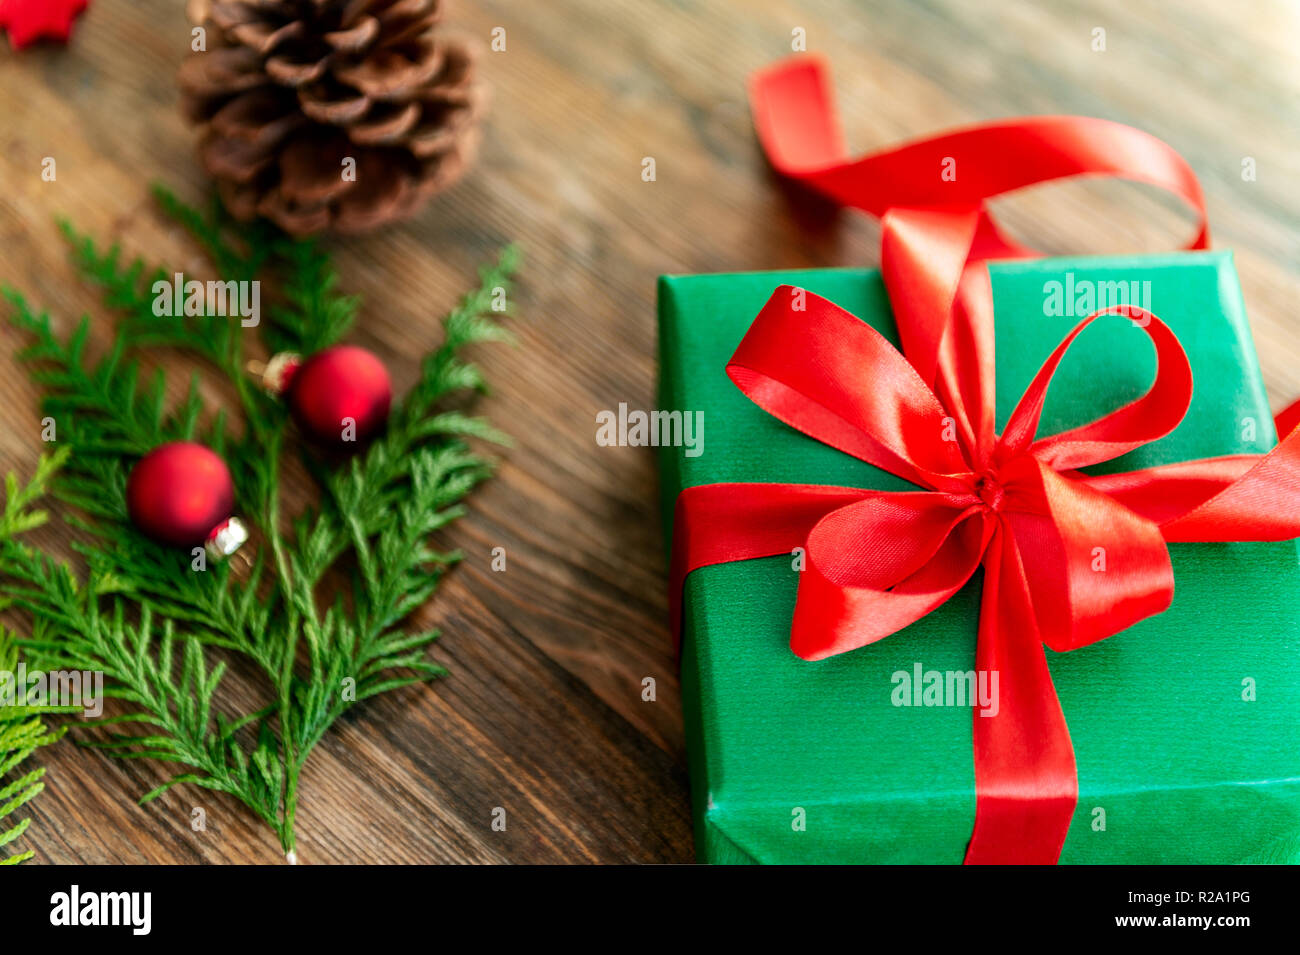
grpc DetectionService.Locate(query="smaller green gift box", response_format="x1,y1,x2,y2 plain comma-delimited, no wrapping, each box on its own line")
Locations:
657,252,1300,864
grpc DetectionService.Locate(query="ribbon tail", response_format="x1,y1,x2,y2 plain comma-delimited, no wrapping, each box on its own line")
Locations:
965,528,1077,865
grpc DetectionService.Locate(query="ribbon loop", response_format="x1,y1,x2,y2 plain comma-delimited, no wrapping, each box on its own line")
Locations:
998,307,1193,472
793,494,987,660
728,287,975,489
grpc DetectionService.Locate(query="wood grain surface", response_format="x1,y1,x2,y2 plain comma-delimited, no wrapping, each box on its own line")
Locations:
1,0,1298,864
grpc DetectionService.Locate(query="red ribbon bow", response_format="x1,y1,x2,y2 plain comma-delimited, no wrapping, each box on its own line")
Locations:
669,55,1300,864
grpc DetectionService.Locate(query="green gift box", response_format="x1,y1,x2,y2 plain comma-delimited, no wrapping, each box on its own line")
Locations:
657,252,1300,864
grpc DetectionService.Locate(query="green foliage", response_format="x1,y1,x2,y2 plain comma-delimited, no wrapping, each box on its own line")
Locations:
0,451,76,864
0,190,519,858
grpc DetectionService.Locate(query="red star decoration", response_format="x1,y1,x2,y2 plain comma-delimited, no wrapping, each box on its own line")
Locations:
0,0,90,50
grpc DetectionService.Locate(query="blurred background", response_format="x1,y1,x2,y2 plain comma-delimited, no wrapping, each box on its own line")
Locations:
1,0,1297,862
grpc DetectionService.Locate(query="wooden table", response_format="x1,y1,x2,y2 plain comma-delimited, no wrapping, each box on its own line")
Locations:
2,0,1297,864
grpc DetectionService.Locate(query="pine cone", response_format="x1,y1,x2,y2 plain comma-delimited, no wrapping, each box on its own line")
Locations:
180,0,484,236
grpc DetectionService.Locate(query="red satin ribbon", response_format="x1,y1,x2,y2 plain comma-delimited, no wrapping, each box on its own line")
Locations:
669,55,1300,864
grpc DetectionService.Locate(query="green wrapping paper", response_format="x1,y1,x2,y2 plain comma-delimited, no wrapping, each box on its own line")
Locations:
657,252,1300,864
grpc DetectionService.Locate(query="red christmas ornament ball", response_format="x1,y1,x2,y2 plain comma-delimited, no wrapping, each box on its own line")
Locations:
126,442,235,548
284,345,392,447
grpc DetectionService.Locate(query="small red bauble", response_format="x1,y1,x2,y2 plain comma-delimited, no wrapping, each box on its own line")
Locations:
126,442,246,556
270,346,392,448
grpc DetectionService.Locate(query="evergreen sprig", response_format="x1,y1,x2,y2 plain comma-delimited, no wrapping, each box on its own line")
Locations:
0,190,518,859
0,450,77,865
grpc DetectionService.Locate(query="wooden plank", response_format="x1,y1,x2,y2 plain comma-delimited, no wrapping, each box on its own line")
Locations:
1,0,1297,863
